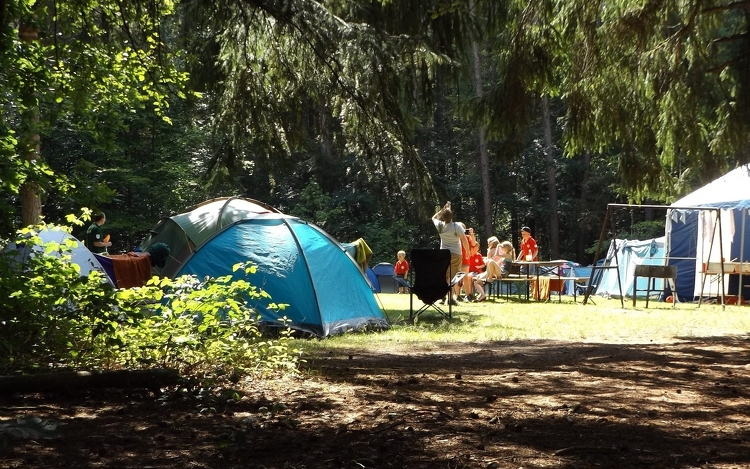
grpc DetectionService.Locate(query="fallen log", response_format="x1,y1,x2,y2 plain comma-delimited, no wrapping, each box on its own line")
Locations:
0,369,181,395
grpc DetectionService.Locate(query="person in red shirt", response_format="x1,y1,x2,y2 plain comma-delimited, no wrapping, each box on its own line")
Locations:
516,226,539,275
395,250,410,293
466,241,487,301
516,226,538,262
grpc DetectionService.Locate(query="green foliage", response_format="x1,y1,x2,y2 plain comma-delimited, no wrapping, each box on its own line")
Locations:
288,180,344,230
0,225,118,372
0,225,299,381
1,0,192,228
557,0,750,198
113,270,299,377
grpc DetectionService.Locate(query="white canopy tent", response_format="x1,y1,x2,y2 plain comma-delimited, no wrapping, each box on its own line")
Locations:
666,165,750,300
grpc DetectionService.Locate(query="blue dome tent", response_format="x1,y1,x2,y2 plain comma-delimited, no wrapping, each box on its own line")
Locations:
141,198,388,337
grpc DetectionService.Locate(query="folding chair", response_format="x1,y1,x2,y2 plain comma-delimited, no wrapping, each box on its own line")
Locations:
394,249,464,321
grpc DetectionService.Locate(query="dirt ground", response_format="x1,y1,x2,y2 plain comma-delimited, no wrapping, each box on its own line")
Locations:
2,337,750,469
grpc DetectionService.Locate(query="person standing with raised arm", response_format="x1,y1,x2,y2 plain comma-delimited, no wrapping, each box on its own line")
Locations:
432,202,469,306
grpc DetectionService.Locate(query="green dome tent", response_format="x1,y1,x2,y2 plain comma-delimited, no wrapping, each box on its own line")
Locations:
140,197,281,278
140,197,388,337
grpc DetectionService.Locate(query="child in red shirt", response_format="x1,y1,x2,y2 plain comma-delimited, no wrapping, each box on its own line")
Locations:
395,250,410,293
467,242,488,301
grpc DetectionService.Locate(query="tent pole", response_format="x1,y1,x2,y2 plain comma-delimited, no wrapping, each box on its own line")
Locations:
611,210,624,308
698,213,718,308
740,208,746,305
718,209,726,310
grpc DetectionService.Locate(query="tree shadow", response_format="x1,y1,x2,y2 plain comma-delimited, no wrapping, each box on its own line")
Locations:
1,336,749,468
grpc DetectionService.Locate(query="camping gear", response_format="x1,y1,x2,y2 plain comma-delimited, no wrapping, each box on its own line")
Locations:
346,238,372,272
365,266,379,292
140,197,281,278
595,237,667,299
94,244,169,289
95,253,153,289
398,249,464,321
341,239,377,291
140,197,389,337
4,227,113,286
666,165,750,300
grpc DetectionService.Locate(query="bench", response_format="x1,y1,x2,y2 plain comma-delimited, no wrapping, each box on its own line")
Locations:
487,274,531,300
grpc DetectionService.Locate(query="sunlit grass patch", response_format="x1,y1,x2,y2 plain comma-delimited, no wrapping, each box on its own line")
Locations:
297,293,750,354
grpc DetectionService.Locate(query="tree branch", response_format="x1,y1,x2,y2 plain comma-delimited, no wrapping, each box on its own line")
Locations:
702,0,750,14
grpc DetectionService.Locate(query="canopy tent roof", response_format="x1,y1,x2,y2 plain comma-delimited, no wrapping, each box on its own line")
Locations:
671,165,750,208
666,165,750,301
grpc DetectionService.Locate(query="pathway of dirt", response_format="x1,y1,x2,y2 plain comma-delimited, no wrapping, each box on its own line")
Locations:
2,337,749,468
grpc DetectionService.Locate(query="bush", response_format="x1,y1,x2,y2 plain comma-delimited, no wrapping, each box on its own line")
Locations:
0,226,117,373
0,225,299,381
113,269,300,378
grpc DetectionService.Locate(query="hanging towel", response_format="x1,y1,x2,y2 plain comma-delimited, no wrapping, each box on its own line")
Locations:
350,238,373,273
532,277,551,301
109,253,153,288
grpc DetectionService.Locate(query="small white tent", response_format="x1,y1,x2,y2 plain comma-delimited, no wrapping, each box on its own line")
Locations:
666,165,750,300
595,237,667,299
5,227,113,285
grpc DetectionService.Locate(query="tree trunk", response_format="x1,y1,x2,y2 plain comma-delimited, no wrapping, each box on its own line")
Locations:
542,95,559,259
470,0,493,243
19,23,43,226
577,151,592,263
0,369,181,395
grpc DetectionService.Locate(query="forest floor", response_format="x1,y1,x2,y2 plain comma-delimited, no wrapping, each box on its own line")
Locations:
2,336,750,469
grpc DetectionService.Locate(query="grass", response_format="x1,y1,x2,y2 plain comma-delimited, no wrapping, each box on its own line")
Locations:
297,293,750,353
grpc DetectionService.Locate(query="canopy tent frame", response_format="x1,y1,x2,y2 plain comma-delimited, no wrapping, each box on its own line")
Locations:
583,203,728,308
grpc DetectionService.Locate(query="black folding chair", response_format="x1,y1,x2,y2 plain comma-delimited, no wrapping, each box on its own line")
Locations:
394,249,464,321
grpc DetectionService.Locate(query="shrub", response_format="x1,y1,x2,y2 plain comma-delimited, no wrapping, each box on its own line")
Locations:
0,225,299,381
0,226,117,373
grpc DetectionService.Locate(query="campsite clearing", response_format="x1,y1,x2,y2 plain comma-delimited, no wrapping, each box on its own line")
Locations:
2,296,750,469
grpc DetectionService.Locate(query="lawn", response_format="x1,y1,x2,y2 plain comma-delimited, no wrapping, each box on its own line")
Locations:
302,293,750,350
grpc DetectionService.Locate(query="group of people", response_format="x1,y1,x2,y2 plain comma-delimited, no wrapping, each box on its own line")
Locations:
422,201,538,305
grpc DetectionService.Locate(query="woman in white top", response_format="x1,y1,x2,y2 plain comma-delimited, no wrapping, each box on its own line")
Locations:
432,202,469,305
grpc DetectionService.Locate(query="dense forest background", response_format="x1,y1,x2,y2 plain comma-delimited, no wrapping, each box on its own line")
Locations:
2,0,749,266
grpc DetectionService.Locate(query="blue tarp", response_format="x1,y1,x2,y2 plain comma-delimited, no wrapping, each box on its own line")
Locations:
596,237,667,299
